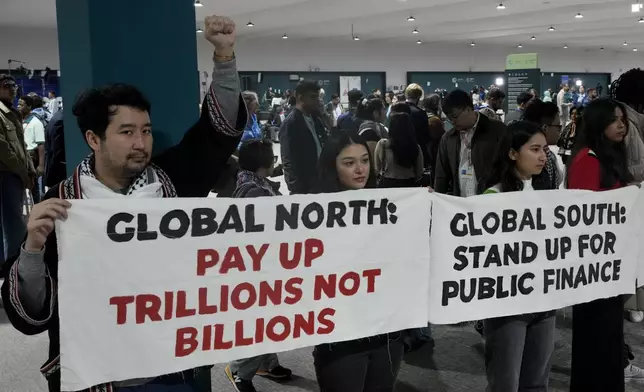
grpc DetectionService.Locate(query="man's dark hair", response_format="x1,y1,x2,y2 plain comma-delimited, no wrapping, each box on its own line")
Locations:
610,68,644,107
442,89,474,114
32,95,44,108
238,139,274,172
488,89,506,101
0,74,16,85
421,94,441,116
517,92,534,106
395,93,406,103
347,89,364,106
295,80,321,97
72,84,151,140
522,99,559,125
331,93,340,100
19,95,34,109
390,102,412,115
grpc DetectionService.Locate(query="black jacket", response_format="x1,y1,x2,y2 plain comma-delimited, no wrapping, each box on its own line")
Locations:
1,96,246,392
44,110,66,187
279,108,328,194
407,102,431,169
434,114,507,196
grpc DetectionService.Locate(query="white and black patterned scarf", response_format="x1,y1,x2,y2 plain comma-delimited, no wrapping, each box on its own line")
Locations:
59,154,177,200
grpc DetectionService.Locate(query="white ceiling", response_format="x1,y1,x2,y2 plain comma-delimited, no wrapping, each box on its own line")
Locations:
2,0,644,52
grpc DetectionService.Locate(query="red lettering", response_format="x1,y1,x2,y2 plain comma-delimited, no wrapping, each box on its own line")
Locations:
214,324,233,349
247,243,269,271
362,269,382,293
220,247,246,274
202,325,212,351
175,327,198,357
266,316,291,342
231,282,257,310
314,274,337,300
196,249,219,276
135,294,162,324
293,312,315,338
284,277,304,305
163,291,174,320
258,280,283,307
109,295,134,325
176,291,196,318
198,287,218,315
235,320,254,347
304,238,324,267
279,242,302,270
339,272,360,296
220,285,229,312
317,308,336,334
255,317,265,344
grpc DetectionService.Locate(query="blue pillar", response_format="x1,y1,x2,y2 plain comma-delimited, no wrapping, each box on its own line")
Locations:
56,0,200,174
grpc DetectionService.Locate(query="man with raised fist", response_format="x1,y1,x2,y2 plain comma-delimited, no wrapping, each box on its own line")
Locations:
1,15,247,392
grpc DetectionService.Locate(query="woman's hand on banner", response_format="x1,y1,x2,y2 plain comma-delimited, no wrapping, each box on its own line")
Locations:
427,186,434,193
25,198,72,252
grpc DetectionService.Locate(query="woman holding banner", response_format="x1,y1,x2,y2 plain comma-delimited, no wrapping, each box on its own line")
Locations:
312,131,405,392
567,98,635,392
480,121,557,392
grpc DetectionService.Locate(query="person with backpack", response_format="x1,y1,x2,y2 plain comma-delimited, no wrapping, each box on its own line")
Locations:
225,139,293,392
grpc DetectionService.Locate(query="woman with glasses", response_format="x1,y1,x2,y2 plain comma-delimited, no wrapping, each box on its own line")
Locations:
521,99,564,188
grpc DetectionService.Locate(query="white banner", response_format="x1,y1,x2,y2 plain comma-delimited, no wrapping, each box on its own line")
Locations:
427,187,640,324
56,189,431,390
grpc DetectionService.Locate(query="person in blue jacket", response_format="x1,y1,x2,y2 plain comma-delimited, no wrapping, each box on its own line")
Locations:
240,91,262,147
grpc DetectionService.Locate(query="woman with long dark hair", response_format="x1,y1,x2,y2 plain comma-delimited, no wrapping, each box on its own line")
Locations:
313,131,403,392
568,98,634,392
374,113,423,188
356,96,388,160
479,121,556,391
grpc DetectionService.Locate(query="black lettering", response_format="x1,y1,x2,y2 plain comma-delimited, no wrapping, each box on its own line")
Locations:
568,205,580,227
276,204,299,231
518,273,535,295
536,208,546,230
588,262,600,283
574,265,588,288
483,245,502,268
245,205,264,233
561,237,572,259
478,277,495,300
327,202,347,228
442,281,459,306
302,202,324,229
543,269,555,294
519,209,536,231
367,199,388,225
453,247,468,271
467,213,483,236
159,210,190,239
578,235,590,258
470,246,485,268
450,213,467,237
191,208,217,237
482,212,500,234
553,205,566,229
107,212,135,242
601,261,612,282
504,242,520,265
460,279,476,303
596,203,608,224
348,200,367,225
217,205,244,233
604,231,616,254
613,260,622,281
136,213,158,241
522,242,538,264
502,209,517,232
497,276,509,298
545,238,559,261
582,204,596,226
608,203,620,225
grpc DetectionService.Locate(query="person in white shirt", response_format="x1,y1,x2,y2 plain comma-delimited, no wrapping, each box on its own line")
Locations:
17,95,45,202
47,91,60,115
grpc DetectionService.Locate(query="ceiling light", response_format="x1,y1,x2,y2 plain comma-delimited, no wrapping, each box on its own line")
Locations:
632,3,643,12
353,36,360,41
575,12,583,18
470,42,476,47
531,36,536,40
282,34,288,39
563,44,568,49
416,40,422,44
634,48,639,51
412,29,419,34
624,41,629,45
497,3,506,10
407,16,416,22
196,27,203,33
517,44,523,48
194,0,203,7
548,26,556,31
247,21,254,27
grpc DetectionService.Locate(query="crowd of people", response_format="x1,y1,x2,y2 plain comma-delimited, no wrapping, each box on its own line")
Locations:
2,13,644,392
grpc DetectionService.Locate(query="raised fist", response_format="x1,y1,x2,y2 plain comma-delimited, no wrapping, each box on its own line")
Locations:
204,15,236,56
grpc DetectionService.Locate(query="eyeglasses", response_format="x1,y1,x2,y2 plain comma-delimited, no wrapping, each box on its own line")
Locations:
446,107,466,122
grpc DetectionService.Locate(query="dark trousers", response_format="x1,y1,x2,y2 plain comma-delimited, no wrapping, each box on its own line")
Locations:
484,313,556,392
314,339,404,392
0,172,26,265
570,296,625,392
